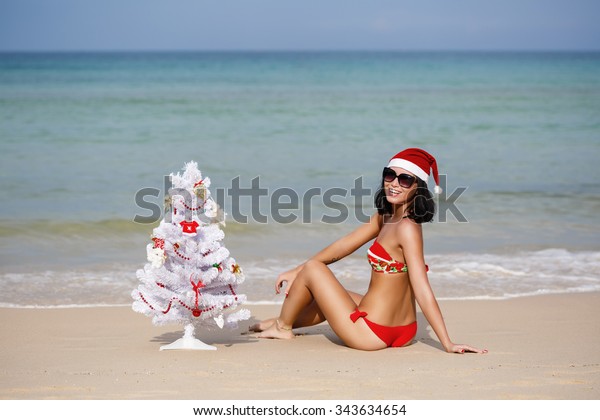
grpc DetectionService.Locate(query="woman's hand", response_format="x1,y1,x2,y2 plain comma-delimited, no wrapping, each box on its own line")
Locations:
446,343,488,354
275,265,303,296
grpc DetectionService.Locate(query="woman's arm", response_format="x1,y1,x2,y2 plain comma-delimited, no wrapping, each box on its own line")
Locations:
275,212,382,295
309,212,382,265
399,222,487,354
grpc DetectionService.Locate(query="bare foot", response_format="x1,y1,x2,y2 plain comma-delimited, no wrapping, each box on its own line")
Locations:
258,320,295,340
248,318,276,332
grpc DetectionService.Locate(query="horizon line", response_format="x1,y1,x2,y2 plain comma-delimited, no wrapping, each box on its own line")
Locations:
1,48,600,54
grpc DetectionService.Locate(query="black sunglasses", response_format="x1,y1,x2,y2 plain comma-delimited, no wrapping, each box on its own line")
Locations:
382,167,416,189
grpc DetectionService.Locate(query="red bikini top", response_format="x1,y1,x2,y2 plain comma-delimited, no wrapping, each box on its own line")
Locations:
367,240,428,274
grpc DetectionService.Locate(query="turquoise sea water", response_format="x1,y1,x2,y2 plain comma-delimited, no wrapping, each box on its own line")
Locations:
1,51,599,305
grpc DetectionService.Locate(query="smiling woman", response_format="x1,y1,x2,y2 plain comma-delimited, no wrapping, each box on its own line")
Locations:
251,148,488,354
375,148,439,224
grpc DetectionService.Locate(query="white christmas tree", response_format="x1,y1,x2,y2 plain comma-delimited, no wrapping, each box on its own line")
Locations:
132,161,250,350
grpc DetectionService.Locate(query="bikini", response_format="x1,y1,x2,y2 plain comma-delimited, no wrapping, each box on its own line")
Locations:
350,240,427,347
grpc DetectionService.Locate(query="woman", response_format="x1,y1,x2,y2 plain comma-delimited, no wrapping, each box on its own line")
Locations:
253,148,487,354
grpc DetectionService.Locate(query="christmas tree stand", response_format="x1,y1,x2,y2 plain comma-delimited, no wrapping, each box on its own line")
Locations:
160,324,216,351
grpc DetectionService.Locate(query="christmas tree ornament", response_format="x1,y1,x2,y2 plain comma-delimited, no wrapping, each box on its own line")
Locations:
132,161,250,351
147,245,166,268
152,237,165,249
193,180,207,200
180,219,200,236
164,194,172,213
231,263,242,275
203,198,219,219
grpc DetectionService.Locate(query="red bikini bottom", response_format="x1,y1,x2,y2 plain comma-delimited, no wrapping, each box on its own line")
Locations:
350,308,417,348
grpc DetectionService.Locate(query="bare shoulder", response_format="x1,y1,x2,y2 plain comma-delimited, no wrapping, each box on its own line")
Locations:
394,218,423,246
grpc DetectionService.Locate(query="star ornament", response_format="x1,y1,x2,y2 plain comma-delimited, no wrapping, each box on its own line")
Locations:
231,263,242,275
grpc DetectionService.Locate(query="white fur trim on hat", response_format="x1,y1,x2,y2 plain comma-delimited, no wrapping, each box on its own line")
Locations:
387,158,429,181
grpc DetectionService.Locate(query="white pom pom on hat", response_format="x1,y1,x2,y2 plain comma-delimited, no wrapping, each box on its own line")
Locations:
388,148,443,194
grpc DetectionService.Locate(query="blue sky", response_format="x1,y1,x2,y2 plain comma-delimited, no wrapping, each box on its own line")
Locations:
1,0,599,51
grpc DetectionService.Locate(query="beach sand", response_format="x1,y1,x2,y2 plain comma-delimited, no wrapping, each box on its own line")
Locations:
1,293,598,400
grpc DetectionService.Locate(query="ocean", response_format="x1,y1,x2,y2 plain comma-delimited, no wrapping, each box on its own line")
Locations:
1,51,599,307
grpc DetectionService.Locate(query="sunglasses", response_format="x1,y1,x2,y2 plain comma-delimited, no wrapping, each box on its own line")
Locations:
382,167,416,189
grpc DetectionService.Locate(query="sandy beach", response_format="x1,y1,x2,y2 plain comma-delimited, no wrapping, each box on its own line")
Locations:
0,292,598,400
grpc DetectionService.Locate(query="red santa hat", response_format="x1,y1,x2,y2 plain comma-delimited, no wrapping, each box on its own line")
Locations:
388,148,443,194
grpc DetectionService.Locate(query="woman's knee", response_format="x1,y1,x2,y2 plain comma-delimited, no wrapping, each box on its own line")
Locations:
299,259,329,284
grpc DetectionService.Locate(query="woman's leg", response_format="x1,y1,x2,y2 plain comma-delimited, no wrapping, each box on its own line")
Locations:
258,260,386,350
249,290,363,332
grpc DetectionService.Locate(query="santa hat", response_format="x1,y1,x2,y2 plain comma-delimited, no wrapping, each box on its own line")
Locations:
388,148,443,194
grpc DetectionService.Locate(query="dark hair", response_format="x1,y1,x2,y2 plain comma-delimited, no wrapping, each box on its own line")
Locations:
374,178,435,223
